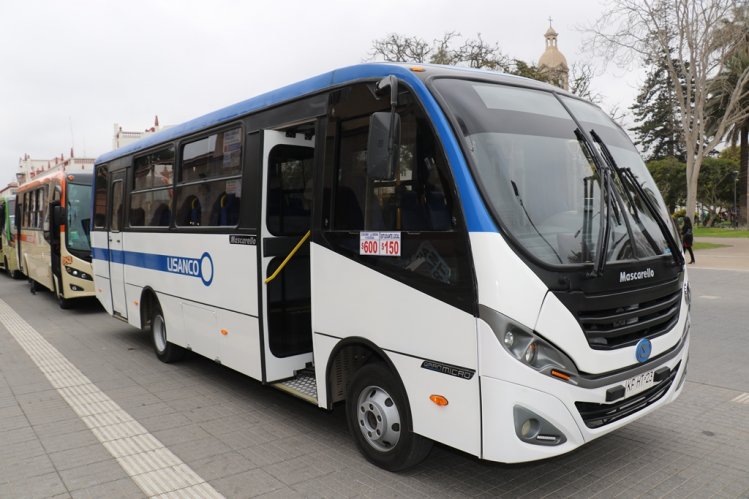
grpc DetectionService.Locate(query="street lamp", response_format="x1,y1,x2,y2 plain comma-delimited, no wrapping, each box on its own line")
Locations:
733,171,739,229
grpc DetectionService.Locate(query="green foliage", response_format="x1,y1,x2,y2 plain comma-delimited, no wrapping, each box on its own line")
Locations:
694,227,749,237
630,56,688,161
646,157,686,213
697,157,740,224
510,59,550,82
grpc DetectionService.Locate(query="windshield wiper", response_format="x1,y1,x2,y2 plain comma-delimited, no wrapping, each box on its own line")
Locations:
510,180,563,264
574,129,610,277
589,130,685,267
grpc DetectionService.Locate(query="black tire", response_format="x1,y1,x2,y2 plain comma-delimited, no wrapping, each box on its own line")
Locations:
55,279,71,309
150,303,186,363
346,362,433,471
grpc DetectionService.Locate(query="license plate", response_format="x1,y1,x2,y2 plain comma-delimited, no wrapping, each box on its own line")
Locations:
624,369,655,398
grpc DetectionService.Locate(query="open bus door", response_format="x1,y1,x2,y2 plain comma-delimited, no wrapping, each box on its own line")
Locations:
259,129,315,383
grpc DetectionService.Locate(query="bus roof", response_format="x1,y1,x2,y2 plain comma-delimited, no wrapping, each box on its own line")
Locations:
16,171,93,193
95,63,570,165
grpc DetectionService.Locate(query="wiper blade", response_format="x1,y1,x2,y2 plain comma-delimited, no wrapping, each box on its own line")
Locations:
575,129,610,277
510,180,563,264
589,130,685,267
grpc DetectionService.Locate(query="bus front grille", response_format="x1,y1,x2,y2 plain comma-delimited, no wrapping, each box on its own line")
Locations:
575,361,680,428
578,290,681,350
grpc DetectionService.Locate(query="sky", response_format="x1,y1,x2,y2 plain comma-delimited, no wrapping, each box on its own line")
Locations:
0,0,645,183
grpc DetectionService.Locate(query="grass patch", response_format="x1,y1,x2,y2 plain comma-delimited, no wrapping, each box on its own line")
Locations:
693,242,730,251
693,227,749,238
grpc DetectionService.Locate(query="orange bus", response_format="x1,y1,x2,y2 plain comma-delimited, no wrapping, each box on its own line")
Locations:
16,170,94,308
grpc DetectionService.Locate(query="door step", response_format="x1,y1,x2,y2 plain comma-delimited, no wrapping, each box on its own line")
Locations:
272,373,318,405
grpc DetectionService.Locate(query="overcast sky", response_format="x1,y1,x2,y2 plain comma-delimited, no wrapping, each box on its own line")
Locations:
0,0,644,183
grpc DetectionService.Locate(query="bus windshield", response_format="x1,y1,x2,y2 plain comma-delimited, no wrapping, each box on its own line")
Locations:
433,78,674,267
66,182,92,253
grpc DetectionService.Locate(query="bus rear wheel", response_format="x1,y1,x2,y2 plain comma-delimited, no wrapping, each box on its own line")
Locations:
151,305,185,363
346,362,432,471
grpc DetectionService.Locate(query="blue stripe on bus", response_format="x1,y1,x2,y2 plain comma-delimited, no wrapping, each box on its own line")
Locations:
92,247,214,286
94,63,498,233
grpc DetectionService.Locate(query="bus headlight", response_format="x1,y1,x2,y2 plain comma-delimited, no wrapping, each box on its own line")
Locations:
65,266,93,281
483,307,579,383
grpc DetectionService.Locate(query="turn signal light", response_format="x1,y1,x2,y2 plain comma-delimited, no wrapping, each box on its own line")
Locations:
550,369,571,381
220,329,229,336
429,394,449,406
410,66,426,72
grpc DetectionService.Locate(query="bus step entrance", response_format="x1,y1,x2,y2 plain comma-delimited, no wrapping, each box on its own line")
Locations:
272,372,318,405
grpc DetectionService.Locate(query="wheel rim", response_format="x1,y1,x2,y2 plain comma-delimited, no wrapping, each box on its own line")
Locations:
153,314,167,353
356,385,401,452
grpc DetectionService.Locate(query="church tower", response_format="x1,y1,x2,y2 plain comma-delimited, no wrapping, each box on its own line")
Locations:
538,21,569,90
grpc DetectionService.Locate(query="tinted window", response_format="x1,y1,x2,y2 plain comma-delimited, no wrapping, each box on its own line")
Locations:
130,147,174,227
93,165,108,229
176,128,242,227
267,145,314,235
323,83,474,312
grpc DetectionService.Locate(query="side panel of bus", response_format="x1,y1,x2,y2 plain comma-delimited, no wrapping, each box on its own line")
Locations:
19,182,55,290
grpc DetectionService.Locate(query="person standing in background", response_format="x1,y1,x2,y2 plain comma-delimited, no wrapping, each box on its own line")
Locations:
682,216,695,264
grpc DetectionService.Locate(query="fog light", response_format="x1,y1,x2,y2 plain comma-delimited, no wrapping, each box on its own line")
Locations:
514,406,567,446
520,418,539,439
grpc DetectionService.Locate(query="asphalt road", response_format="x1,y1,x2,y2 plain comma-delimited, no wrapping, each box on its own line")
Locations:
0,266,748,498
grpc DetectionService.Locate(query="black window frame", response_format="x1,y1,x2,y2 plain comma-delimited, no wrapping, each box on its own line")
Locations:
174,123,245,230
320,80,477,315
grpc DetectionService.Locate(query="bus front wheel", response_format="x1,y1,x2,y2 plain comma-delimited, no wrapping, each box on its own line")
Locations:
54,278,71,309
345,362,432,471
150,305,185,363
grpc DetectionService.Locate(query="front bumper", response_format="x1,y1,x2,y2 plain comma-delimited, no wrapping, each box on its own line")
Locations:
478,320,689,463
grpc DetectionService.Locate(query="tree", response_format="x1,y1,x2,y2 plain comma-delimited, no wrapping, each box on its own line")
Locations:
369,34,431,63
368,32,509,71
630,55,687,161
706,5,749,224
568,62,599,103
647,156,686,213
586,0,749,224
510,59,550,81
697,157,740,225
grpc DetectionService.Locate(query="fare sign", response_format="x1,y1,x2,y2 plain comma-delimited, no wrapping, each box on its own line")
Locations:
359,232,401,257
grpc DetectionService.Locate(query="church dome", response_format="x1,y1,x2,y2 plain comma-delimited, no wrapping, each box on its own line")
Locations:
538,25,568,70
538,21,569,90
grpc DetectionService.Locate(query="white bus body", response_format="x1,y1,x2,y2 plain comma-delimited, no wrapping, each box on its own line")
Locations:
92,64,690,471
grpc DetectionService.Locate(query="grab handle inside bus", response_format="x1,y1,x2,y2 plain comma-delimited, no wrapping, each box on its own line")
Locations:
264,230,311,284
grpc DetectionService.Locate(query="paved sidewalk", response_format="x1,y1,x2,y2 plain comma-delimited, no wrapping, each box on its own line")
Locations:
690,237,749,271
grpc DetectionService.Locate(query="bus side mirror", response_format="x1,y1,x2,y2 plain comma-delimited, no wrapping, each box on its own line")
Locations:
52,204,66,230
366,111,400,180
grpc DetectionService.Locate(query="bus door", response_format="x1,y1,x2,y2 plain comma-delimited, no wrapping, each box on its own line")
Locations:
108,172,127,318
260,129,315,382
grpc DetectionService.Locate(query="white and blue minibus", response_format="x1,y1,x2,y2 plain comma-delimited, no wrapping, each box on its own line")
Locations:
91,64,690,471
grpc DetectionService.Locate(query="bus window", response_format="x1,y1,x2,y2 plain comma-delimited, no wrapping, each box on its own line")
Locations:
111,181,123,232
325,84,473,310
176,127,242,227
266,144,314,236
130,147,174,227
93,165,108,229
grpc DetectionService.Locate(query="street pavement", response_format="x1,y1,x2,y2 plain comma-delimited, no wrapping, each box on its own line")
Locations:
691,236,749,272
1,262,748,498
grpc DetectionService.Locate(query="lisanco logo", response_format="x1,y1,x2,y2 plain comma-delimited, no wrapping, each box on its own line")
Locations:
620,268,655,283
